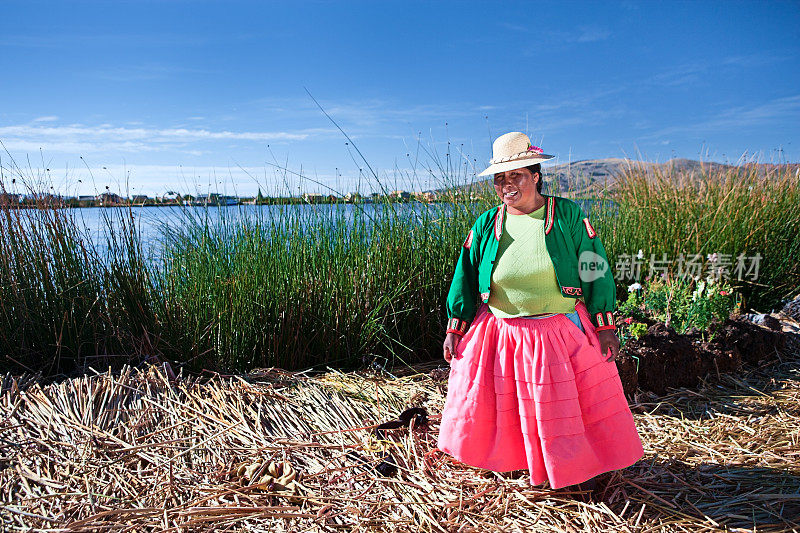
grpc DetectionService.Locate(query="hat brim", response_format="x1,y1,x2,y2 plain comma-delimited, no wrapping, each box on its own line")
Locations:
477,154,555,176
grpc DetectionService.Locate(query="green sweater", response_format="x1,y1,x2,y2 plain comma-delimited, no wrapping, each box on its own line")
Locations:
445,195,618,336
488,204,578,318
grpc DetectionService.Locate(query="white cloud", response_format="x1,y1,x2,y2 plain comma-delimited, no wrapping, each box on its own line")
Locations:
0,122,334,156
0,161,390,198
0,33,214,49
93,63,212,82
497,23,528,33
32,116,59,123
249,96,486,129
0,139,163,154
643,94,800,139
646,63,707,87
576,26,612,43
722,53,794,68
645,54,794,90
537,25,612,46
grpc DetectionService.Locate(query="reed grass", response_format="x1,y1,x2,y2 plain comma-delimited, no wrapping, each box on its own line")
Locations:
1,323,798,531
0,157,798,375
0,172,167,375
594,161,800,311
0,193,107,374
152,198,488,372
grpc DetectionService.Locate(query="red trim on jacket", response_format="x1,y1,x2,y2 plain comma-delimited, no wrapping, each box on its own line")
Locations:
447,317,469,336
593,311,616,331
562,286,583,296
544,196,555,235
463,230,474,249
583,217,597,239
494,204,505,241
595,312,605,327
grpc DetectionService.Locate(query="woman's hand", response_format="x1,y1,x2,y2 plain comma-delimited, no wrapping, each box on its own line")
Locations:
597,330,620,362
443,332,462,363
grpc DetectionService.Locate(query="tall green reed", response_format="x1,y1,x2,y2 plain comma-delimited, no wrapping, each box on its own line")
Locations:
1,150,797,376
152,195,491,372
141,132,496,372
0,197,104,374
0,158,160,375
594,161,800,311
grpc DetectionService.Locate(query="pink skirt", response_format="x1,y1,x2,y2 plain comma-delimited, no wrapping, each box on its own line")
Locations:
437,300,644,489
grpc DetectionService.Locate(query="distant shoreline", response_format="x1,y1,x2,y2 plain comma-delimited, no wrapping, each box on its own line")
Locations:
0,197,448,209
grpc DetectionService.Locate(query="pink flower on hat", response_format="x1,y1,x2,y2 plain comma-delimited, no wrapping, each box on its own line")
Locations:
526,143,544,154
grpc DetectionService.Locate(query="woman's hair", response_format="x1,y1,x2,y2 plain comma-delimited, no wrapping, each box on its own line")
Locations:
493,163,544,193
525,163,543,193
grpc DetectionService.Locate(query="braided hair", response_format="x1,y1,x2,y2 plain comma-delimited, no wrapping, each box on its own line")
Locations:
524,163,543,193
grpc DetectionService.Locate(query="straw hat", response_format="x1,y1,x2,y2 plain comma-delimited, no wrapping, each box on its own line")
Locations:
477,132,555,176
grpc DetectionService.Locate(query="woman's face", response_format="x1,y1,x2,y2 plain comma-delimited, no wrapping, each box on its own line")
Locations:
493,167,539,213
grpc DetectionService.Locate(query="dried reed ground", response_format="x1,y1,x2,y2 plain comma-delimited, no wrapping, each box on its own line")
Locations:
1,332,799,532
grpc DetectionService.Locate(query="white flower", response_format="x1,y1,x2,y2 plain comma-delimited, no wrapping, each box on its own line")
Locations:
693,280,706,301
707,252,719,263
628,282,643,292
636,249,644,260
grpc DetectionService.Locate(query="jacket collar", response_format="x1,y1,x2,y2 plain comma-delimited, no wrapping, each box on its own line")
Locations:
494,204,506,240
544,195,555,235
494,195,556,241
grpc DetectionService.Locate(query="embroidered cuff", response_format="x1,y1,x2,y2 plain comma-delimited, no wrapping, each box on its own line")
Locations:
592,311,617,331
446,317,470,337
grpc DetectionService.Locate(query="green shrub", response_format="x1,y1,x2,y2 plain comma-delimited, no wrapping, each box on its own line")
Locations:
628,322,648,340
596,162,800,311
617,276,736,335
617,288,647,322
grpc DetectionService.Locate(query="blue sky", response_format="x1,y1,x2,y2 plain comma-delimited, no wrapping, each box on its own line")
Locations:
1,0,798,196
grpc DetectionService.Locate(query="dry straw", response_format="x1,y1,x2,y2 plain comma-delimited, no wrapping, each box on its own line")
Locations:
1,333,799,531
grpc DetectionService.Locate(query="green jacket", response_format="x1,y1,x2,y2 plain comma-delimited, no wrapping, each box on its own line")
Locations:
446,194,618,336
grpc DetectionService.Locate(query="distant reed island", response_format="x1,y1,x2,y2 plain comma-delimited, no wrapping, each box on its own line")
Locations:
6,157,793,209
0,189,438,208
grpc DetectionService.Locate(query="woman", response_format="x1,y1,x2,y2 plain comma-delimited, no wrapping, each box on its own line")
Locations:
437,131,643,495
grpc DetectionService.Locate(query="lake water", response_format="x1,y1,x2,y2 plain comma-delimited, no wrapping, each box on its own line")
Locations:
74,203,422,238
71,203,448,257
68,199,603,256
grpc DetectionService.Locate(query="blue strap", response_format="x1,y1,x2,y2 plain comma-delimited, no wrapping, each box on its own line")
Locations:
518,310,585,334
564,310,585,333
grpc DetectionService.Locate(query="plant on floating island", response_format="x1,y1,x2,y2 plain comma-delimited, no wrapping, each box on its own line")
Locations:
616,274,740,344
616,285,648,349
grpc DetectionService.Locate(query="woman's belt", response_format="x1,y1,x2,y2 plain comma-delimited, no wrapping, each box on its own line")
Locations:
486,308,585,332
521,310,585,333
519,312,559,319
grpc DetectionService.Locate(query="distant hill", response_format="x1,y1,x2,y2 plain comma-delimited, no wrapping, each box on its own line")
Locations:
468,158,799,198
